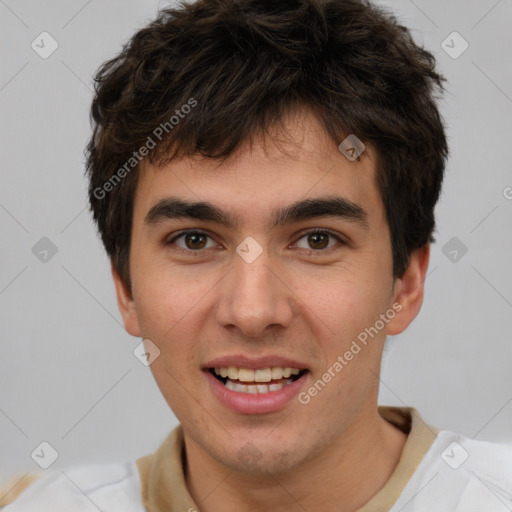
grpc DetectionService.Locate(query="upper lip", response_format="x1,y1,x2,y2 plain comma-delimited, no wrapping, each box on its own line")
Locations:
203,354,310,371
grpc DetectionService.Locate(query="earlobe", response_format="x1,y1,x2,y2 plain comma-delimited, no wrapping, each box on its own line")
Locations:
387,244,430,336
111,263,141,337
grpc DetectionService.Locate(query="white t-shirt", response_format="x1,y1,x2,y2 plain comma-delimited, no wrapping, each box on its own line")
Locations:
391,430,512,511
3,411,512,511
1,461,145,512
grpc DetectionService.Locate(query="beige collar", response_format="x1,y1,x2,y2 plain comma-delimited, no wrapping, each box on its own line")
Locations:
136,406,439,512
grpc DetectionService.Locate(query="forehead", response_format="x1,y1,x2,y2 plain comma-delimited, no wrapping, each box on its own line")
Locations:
133,112,383,230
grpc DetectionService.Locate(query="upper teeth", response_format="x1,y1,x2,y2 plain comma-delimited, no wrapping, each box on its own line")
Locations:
214,367,301,382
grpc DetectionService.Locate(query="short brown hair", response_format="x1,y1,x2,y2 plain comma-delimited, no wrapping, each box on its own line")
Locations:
85,0,448,289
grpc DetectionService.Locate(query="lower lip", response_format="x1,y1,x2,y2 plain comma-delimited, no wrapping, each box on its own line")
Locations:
204,370,308,415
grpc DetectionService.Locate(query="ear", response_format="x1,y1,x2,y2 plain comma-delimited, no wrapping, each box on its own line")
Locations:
111,263,141,337
387,244,430,335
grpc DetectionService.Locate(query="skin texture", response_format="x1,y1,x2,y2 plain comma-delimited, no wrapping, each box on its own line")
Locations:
113,110,430,511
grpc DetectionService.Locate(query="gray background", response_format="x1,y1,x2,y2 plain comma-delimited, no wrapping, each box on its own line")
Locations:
1,0,511,488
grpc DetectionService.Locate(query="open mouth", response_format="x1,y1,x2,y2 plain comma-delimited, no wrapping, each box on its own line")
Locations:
209,366,308,394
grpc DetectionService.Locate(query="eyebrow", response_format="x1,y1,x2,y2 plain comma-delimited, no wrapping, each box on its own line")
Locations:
144,195,369,231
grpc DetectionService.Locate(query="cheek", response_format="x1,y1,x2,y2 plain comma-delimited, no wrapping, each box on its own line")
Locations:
147,362,193,422
294,270,388,344
132,260,213,334
131,268,217,384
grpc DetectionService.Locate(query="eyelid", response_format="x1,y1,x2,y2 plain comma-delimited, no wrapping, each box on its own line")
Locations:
292,228,346,252
166,229,218,248
294,227,346,242
166,228,346,252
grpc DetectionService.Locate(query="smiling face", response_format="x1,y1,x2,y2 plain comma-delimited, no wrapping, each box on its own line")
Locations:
113,111,428,476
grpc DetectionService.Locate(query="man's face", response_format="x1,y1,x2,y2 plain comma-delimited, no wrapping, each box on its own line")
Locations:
115,112,416,475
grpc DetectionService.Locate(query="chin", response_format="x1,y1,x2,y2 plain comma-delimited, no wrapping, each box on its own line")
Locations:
222,445,302,477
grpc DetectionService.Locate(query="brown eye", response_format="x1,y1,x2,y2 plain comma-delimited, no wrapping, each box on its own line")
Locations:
294,229,344,252
167,230,217,251
307,232,329,250
184,233,207,250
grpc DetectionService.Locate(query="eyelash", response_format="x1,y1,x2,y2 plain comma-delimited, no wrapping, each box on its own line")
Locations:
166,228,345,254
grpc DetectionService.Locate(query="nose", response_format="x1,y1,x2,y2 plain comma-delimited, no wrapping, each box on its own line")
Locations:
215,249,294,338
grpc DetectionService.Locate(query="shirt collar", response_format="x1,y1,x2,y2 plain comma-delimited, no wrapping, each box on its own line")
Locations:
136,406,438,512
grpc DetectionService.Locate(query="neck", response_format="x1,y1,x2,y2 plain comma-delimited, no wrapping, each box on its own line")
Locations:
184,405,408,512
